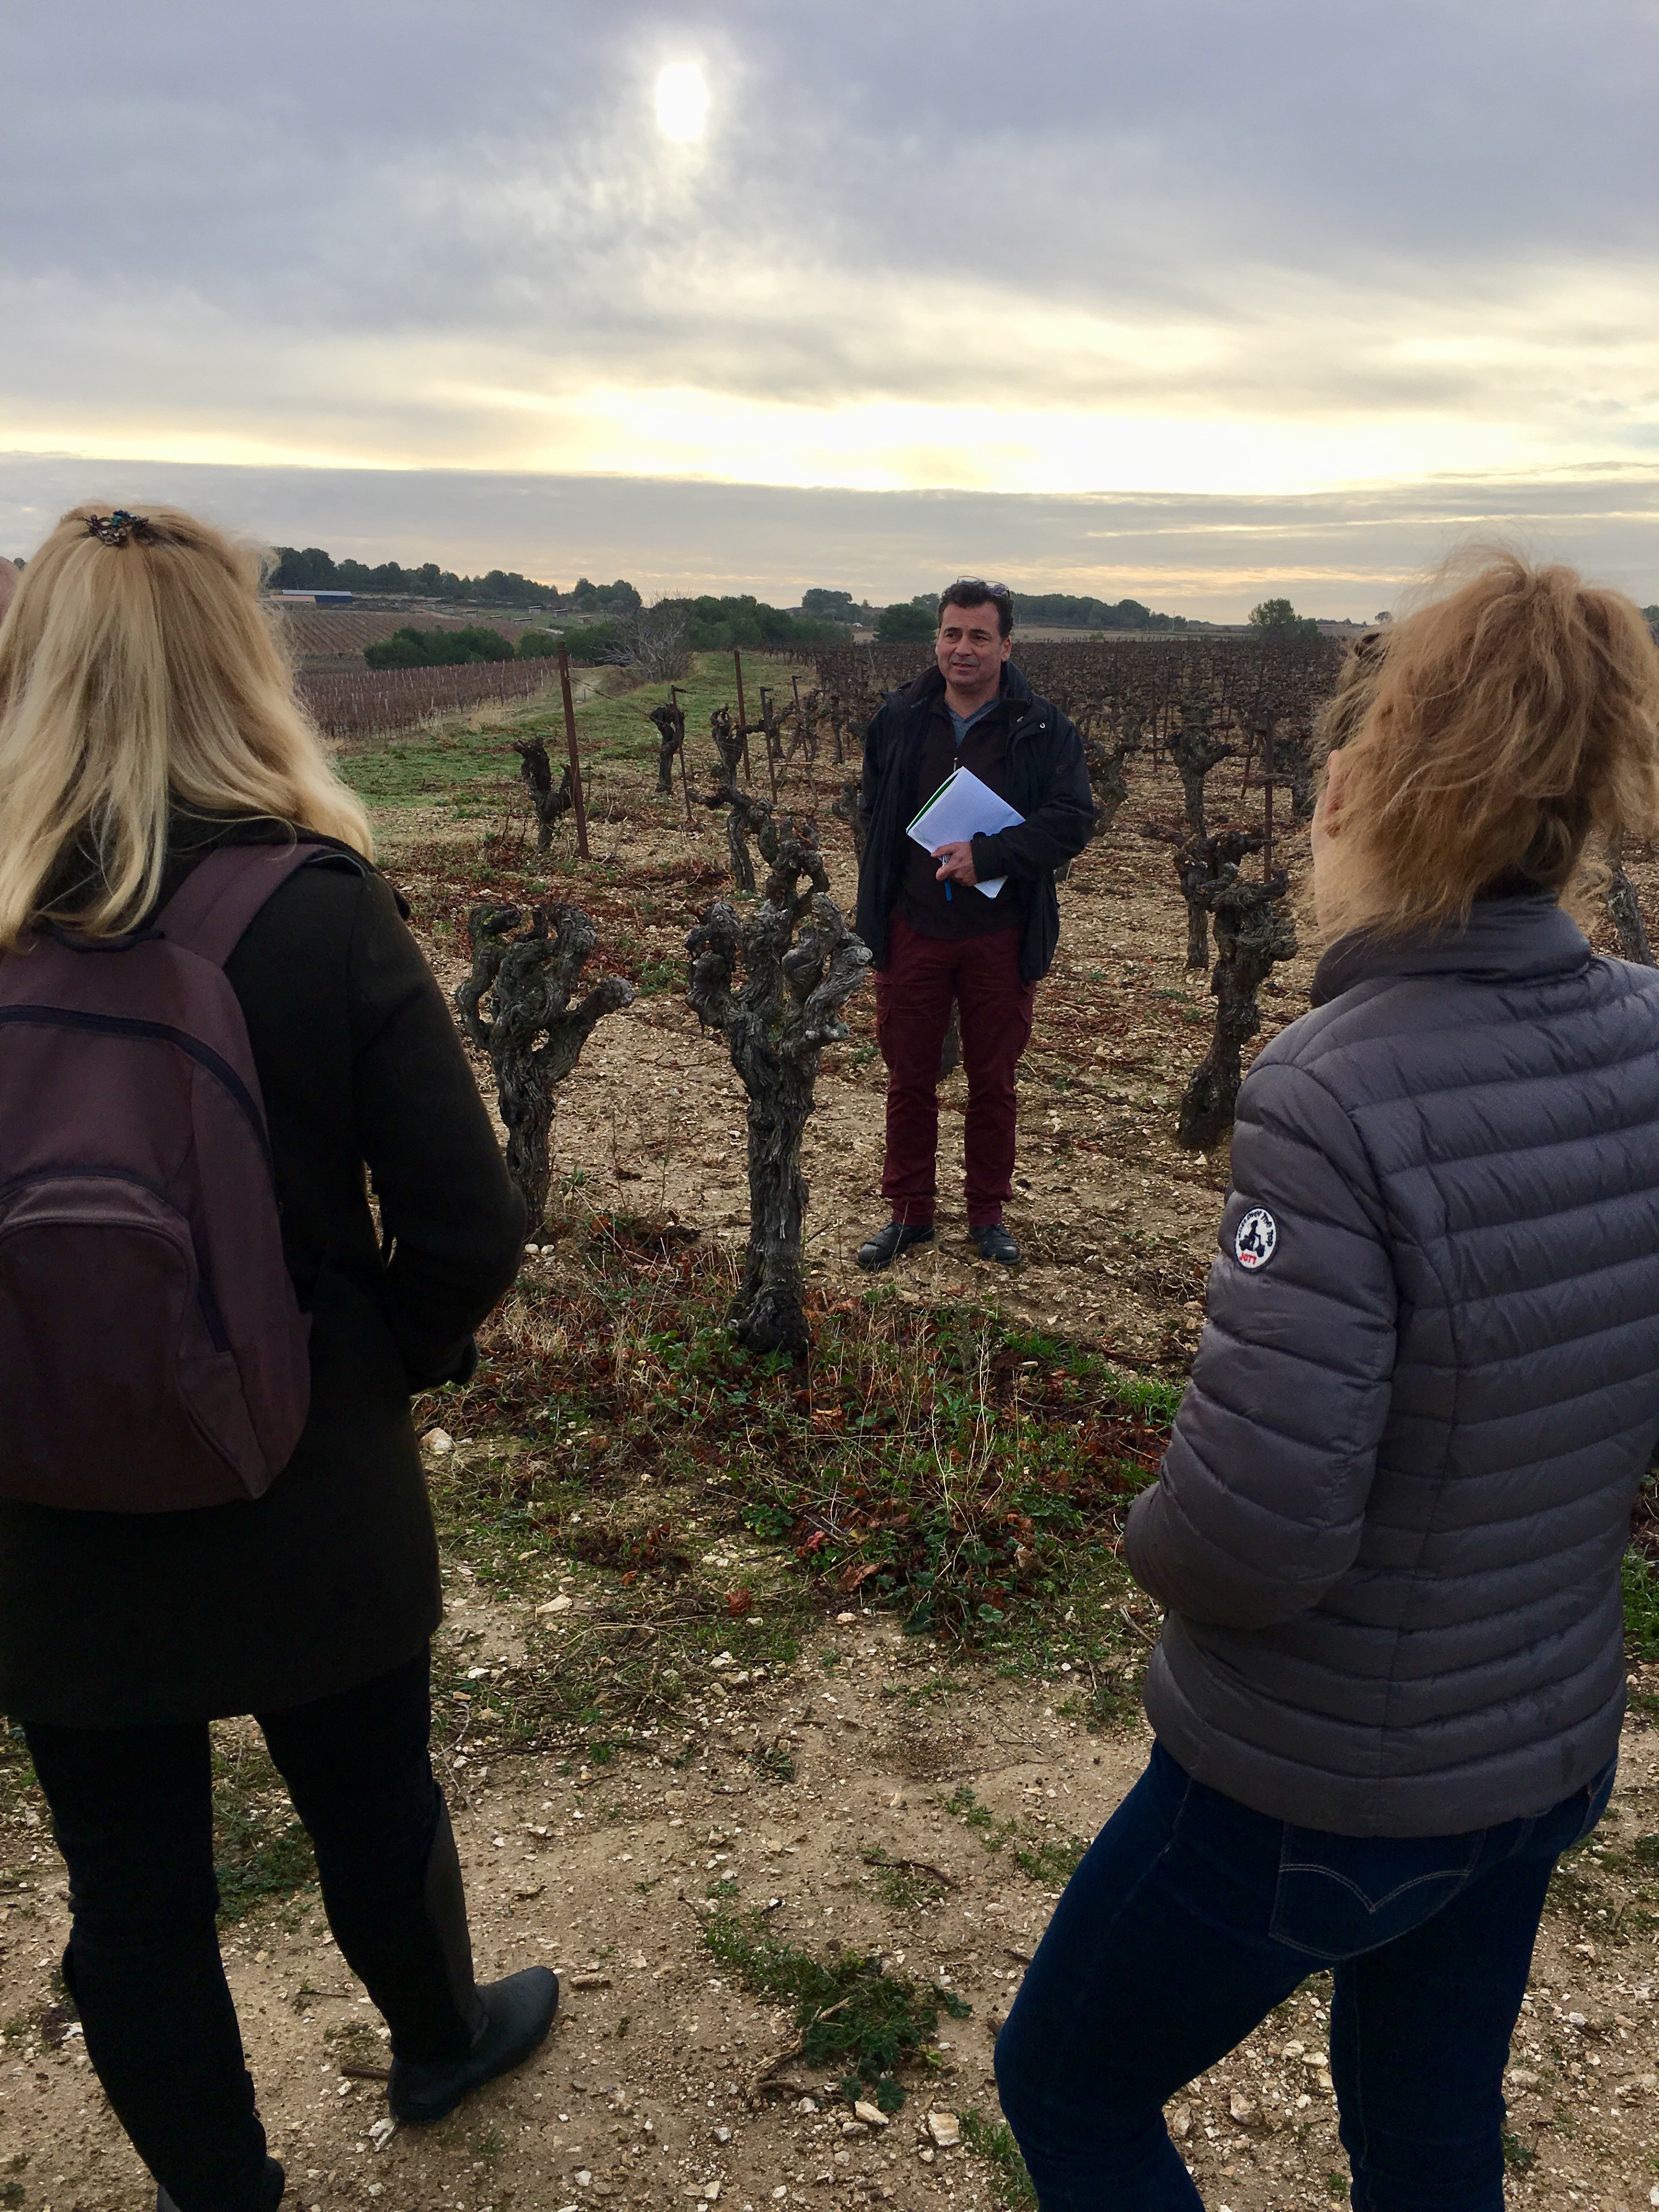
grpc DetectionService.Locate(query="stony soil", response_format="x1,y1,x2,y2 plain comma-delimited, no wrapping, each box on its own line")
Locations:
9,1633,1659,2211
7,718,1659,2208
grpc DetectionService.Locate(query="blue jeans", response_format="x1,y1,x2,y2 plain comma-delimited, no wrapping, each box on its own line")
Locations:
995,1740,1615,2211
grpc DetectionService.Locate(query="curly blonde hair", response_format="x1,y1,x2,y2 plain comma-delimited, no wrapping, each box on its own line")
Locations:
1313,550,1659,941
0,503,371,949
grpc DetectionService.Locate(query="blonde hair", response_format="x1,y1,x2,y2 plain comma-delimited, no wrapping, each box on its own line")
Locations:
0,503,372,949
1312,550,1659,942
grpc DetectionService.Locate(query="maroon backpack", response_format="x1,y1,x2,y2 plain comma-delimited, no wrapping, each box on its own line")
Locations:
0,844,323,1512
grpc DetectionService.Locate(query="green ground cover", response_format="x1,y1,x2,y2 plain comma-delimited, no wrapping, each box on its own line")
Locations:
333,652,809,817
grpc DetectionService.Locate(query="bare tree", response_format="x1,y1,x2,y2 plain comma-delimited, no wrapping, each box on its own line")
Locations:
617,602,691,682
456,904,635,1231
687,795,871,1353
512,739,574,851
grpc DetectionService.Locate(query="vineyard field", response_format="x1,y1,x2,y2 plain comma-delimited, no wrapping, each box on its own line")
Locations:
272,602,546,660
300,655,564,738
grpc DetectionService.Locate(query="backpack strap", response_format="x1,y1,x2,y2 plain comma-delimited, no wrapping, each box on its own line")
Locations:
155,842,364,969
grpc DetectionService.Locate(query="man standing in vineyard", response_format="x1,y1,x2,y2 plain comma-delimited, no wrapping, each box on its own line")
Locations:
854,580,1094,1268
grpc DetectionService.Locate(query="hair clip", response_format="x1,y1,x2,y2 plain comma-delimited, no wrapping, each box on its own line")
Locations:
85,511,156,548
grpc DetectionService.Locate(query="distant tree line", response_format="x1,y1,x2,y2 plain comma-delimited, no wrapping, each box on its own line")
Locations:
1001,591,1193,631
270,546,641,614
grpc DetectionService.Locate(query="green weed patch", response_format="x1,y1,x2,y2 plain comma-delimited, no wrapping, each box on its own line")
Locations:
433,1221,1174,1649
702,1908,970,2110
961,2107,1037,2209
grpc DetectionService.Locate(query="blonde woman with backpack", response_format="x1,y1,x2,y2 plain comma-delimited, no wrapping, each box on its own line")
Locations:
0,507,550,2211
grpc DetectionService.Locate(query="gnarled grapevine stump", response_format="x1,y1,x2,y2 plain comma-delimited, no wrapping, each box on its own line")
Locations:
456,902,635,1231
648,697,686,795
1608,836,1655,966
831,776,867,864
1167,698,1236,838
687,795,871,1354
703,777,758,894
513,739,573,851
1172,830,1299,1153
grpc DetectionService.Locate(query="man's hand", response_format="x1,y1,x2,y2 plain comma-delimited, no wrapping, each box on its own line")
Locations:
933,839,978,887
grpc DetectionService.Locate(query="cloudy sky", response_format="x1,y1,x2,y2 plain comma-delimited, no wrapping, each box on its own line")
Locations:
4,0,1657,614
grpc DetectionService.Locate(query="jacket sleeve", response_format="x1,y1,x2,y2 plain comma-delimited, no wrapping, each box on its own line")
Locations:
969,710,1096,882
857,704,888,844
346,876,527,1389
1124,1057,1397,1629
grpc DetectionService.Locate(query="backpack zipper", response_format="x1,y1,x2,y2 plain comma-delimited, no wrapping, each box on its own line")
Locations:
0,1005,274,1174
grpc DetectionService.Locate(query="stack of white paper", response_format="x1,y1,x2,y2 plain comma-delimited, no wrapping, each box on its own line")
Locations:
906,766,1025,900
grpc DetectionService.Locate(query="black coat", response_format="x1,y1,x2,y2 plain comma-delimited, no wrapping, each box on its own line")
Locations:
855,662,1095,983
0,819,525,1727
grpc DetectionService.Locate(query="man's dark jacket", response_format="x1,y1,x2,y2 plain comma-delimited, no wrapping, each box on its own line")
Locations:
1126,897,1659,1836
856,662,1095,983
0,817,526,1727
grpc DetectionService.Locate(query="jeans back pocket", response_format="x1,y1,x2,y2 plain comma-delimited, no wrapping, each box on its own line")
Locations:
1269,1826,1485,1962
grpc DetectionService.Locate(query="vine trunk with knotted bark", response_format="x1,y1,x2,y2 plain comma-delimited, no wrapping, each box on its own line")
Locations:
456,903,635,1229
1173,830,1299,1152
687,794,870,1353
648,698,686,796
513,739,573,850
1607,835,1655,966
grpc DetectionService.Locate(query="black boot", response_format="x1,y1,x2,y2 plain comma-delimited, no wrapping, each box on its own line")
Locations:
157,2160,285,2212
856,1220,935,1271
969,1222,1021,1265
386,1800,558,2126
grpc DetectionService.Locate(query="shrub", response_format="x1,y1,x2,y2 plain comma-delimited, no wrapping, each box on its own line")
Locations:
877,601,938,643
364,623,514,669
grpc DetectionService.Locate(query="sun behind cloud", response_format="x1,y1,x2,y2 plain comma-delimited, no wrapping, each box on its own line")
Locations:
654,63,709,144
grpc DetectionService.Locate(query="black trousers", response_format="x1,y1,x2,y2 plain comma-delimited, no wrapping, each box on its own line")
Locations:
24,1646,470,2212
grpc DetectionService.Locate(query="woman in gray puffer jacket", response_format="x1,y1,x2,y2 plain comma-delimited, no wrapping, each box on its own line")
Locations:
997,555,1659,2212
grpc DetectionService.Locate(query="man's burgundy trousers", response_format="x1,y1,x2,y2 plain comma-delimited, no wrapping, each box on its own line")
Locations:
873,913,1037,1230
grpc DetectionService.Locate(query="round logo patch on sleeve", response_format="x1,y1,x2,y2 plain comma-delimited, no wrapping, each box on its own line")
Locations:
1234,1207,1278,1270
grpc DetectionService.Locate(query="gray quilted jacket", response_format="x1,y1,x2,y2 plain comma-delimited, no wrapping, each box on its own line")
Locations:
1127,895,1659,1836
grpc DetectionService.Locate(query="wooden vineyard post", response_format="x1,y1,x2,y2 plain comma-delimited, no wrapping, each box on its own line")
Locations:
758,685,781,803
672,683,694,827
733,647,751,783
556,648,590,860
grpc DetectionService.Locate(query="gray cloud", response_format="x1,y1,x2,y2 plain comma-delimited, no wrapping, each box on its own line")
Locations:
4,1,1657,590
4,452,1654,619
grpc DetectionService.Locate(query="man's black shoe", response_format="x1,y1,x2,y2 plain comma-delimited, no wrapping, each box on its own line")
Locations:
970,1222,1021,1266
856,1221,935,1271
